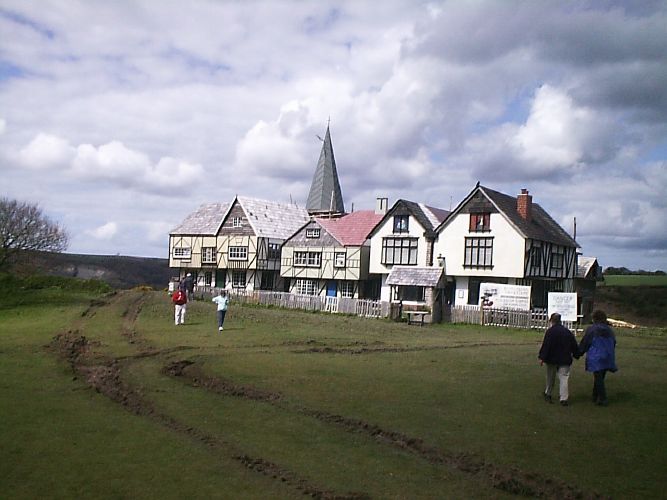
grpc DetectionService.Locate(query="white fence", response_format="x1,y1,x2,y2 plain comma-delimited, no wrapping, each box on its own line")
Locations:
195,287,390,319
450,305,579,331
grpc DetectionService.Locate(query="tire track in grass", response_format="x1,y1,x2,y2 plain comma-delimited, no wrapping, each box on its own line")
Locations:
164,361,608,499
50,294,367,500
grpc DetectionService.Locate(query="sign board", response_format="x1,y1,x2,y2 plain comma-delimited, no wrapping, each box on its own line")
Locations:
548,292,578,322
479,283,531,311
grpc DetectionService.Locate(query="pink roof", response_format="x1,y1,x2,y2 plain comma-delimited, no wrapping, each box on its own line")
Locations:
316,211,383,246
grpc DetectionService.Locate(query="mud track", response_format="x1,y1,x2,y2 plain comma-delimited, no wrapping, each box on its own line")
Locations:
51,292,367,500
165,358,606,499
52,291,607,499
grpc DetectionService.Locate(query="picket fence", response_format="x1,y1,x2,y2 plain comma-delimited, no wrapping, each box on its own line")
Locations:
196,287,390,319
450,305,579,331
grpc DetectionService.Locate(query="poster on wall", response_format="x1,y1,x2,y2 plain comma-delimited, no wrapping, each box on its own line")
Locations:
479,283,531,311
548,292,578,322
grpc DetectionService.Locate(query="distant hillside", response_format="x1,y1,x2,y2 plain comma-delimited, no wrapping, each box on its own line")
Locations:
16,251,173,290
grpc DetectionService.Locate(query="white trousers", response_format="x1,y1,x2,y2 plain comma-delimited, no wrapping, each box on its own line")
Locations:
174,304,186,325
545,364,571,402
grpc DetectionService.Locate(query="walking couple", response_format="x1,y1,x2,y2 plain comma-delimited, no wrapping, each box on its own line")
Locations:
539,310,617,407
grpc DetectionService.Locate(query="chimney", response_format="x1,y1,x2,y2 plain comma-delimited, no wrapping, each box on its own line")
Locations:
517,189,532,221
375,197,388,215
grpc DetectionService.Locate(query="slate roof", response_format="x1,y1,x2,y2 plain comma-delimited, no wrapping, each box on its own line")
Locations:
386,266,444,287
437,185,579,248
369,199,450,238
577,256,599,279
316,211,384,246
170,203,230,235
237,196,311,239
306,125,345,215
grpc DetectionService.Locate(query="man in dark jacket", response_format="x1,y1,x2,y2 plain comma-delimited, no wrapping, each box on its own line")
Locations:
579,310,617,406
539,313,580,406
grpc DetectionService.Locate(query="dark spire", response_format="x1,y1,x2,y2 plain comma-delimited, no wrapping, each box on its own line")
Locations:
306,125,345,216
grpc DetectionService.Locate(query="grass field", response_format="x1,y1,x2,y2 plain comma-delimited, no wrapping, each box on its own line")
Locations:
601,274,667,287
1,284,666,499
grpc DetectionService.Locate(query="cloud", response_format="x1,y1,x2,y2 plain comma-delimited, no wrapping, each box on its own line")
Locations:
15,134,204,194
87,221,118,240
0,118,6,135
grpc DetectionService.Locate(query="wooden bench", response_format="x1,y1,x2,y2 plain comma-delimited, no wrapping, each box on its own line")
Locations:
406,311,428,326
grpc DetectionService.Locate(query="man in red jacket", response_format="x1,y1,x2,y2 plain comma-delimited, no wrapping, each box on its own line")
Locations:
538,312,580,406
172,289,187,325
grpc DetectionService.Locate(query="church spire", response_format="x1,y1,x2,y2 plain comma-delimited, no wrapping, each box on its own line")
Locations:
306,124,345,217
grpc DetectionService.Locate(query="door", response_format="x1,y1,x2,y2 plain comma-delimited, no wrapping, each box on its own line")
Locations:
326,281,337,297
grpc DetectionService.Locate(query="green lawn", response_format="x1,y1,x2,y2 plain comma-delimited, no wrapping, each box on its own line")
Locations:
602,274,667,286
1,286,666,498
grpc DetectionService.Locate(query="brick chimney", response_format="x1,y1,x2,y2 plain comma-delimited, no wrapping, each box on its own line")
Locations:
517,189,532,221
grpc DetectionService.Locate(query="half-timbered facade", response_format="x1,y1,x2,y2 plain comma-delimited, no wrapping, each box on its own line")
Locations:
169,196,310,291
367,199,449,303
281,210,383,298
434,184,580,308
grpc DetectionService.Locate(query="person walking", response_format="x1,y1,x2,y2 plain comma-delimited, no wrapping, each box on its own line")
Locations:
538,312,580,406
181,272,195,299
211,289,229,332
579,310,617,406
172,288,187,325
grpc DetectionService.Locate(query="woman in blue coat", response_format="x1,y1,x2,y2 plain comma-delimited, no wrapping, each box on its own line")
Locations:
579,310,617,406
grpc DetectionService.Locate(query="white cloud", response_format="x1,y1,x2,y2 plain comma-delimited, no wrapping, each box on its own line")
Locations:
17,133,75,169
0,118,6,135
88,222,118,240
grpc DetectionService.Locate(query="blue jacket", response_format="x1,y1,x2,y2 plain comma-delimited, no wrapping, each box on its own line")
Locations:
579,323,617,373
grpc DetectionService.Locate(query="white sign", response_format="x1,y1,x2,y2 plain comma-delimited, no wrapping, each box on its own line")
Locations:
479,283,531,311
548,292,578,322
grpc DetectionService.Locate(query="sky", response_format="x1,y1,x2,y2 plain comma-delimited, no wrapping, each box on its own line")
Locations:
1,0,666,271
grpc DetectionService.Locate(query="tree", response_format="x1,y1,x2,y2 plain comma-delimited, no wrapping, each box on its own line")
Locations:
0,197,70,271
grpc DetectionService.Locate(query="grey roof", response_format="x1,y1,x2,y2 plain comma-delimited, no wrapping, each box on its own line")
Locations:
306,125,345,215
386,266,444,287
577,256,598,279
238,196,311,239
436,185,579,248
368,199,449,238
170,203,230,235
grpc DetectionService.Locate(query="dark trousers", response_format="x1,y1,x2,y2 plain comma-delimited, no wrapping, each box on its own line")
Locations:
216,310,227,328
593,370,608,403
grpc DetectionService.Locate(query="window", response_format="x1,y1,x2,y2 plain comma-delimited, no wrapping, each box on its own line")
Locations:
173,247,191,259
229,246,248,260
202,247,216,264
260,271,275,290
394,286,425,302
204,272,212,286
381,237,418,265
393,215,409,233
268,243,281,260
232,271,246,288
464,237,493,268
306,228,320,238
340,281,355,298
469,213,490,232
295,279,317,295
232,217,242,228
334,252,346,267
294,251,321,267
551,247,564,271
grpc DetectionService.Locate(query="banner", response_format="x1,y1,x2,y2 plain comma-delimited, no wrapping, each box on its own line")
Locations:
548,292,578,322
479,283,531,311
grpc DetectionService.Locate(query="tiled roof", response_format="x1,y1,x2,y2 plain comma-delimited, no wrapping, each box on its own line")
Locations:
369,199,450,238
386,266,444,287
480,186,579,248
577,256,598,279
420,203,450,229
170,203,230,235
316,211,384,246
238,196,311,239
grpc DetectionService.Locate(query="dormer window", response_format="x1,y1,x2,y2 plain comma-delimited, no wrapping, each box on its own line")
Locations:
232,217,242,228
393,215,409,233
470,213,490,232
306,228,320,238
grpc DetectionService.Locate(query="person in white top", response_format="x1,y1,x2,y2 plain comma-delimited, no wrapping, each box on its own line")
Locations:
211,290,229,332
